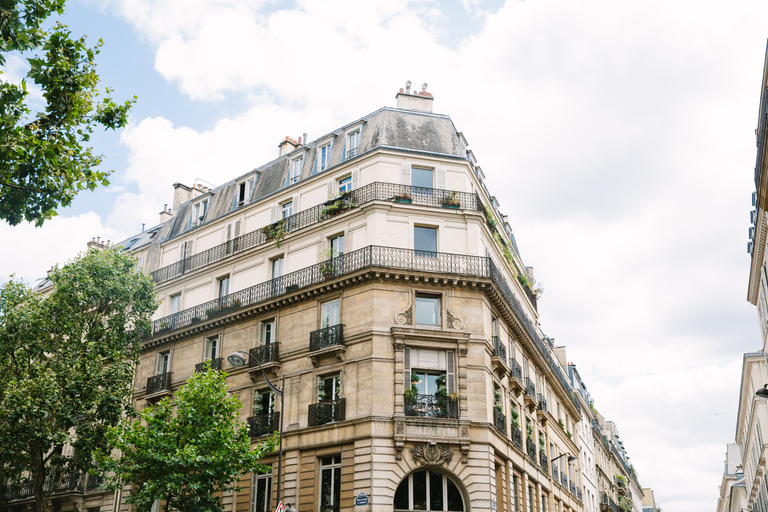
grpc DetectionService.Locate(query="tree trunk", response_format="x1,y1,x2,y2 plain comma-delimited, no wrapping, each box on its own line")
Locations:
31,444,52,512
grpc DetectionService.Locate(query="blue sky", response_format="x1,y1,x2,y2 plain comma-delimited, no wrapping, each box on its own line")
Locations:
3,1,768,510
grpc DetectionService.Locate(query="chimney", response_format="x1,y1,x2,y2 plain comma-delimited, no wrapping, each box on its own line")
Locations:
159,203,173,224
87,236,106,252
396,80,433,113
279,136,299,157
302,132,308,146
172,182,192,214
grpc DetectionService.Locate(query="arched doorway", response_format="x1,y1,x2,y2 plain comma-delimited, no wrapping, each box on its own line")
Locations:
393,470,465,511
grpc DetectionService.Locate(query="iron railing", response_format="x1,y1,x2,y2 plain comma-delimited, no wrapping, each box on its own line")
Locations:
146,372,173,395
492,336,507,361
510,358,522,381
151,182,482,284
347,147,359,159
609,497,618,512
85,474,103,491
405,394,459,419
537,394,547,412
249,343,280,366
2,474,83,500
552,463,558,481
194,357,223,373
526,438,537,461
525,377,536,397
309,324,344,352
308,398,346,426
493,407,507,434
539,451,548,472
577,488,583,501
561,472,567,488
570,480,577,495
601,492,609,505
511,424,522,449
247,411,280,437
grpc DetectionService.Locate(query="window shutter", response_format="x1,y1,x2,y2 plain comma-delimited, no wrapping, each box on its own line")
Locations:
270,206,277,223
226,224,232,241
155,353,163,375
446,350,456,395
234,221,241,237
327,181,335,196
404,347,411,395
351,169,360,190
436,167,446,189
401,163,411,185
292,194,300,212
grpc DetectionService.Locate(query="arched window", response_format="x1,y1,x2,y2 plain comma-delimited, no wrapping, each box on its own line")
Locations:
393,470,464,511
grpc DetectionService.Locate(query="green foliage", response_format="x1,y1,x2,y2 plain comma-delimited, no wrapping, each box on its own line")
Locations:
100,367,277,512
615,473,627,486
0,0,136,226
618,495,633,512
0,248,157,512
261,219,288,247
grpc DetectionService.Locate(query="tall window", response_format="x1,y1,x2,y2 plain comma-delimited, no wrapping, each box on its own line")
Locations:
393,470,464,511
290,157,303,184
319,143,332,172
189,199,208,228
253,390,275,416
329,234,345,256
204,336,219,360
237,179,255,207
318,374,340,402
512,474,520,512
170,294,181,314
415,293,440,326
281,201,293,219
156,351,170,375
527,486,534,512
261,318,275,345
251,470,272,512
414,226,437,256
271,257,284,279
338,176,352,193
217,275,230,298
320,455,341,512
411,167,433,190
346,129,361,158
321,299,340,329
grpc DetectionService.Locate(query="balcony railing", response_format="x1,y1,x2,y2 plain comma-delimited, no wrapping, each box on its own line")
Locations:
570,480,576,495
526,438,537,461
150,182,483,284
309,324,344,352
493,407,507,434
85,474,103,491
511,424,522,449
577,488,583,501
195,357,223,373
510,358,522,380
525,377,536,397
561,473,567,487
405,394,459,419
247,411,280,437
249,343,280,366
492,336,507,360
146,372,173,395
552,463,558,481
537,394,547,412
2,474,83,500
609,497,618,512
308,398,346,426
539,451,548,471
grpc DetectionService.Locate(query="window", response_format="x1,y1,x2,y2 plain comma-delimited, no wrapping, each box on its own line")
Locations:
261,319,275,345
320,455,341,512
290,157,303,184
404,348,455,418
151,500,161,512
188,199,208,229
170,294,181,314
253,390,275,416
541,493,547,512
329,234,345,256
204,336,219,361
492,315,499,337
346,129,361,159
413,370,445,396
321,299,340,329
414,226,437,256
251,470,272,512
412,167,434,190
217,275,230,298
180,240,193,261
318,373,340,402
338,176,352,193
156,351,170,375
415,293,440,326
319,143,332,172
236,177,257,207
512,474,520,512
271,257,284,279
281,201,293,219
393,471,464,512
527,486,534,512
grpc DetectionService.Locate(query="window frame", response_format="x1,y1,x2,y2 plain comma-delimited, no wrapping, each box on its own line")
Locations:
217,275,230,298
393,470,465,512
414,225,438,256
411,166,435,190
250,469,273,512
290,156,304,184
156,350,171,375
337,175,352,194
345,128,362,159
414,292,441,327
319,455,342,512
261,318,276,345
320,298,341,329
170,293,181,315
318,373,341,403
281,200,293,220
318,142,333,172
204,335,219,361
329,234,345,256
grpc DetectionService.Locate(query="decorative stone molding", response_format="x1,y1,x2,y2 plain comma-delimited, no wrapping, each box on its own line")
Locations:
395,440,405,461
395,306,413,325
410,443,454,466
458,348,468,357
446,310,463,330
460,442,470,464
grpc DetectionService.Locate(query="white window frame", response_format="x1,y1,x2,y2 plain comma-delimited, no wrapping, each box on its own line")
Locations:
345,125,363,159
250,469,273,512
338,175,352,194
290,156,303,184
318,142,333,172
204,335,220,361
217,275,230,298
261,318,276,345
170,293,181,315
320,298,340,329
281,200,293,219
414,292,441,326
329,234,345,256
156,350,171,375
319,455,342,512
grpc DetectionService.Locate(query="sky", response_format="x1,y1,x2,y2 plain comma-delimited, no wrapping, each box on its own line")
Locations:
0,0,766,509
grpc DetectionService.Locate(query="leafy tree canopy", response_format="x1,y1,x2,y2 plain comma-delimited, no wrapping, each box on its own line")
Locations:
101,365,278,512
0,248,157,512
0,0,136,226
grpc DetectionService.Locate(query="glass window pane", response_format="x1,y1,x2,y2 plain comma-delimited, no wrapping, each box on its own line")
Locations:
394,478,410,510
414,227,437,254
321,468,332,511
333,466,341,510
413,471,427,511
446,478,464,512
430,471,444,511
412,168,433,189
414,372,426,394
427,374,440,395
415,295,440,325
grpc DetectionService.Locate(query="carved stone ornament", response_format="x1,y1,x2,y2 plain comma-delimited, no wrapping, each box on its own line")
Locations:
395,441,405,461
395,306,413,326
461,426,469,438
410,443,454,466
396,421,405,435
446,310,463,330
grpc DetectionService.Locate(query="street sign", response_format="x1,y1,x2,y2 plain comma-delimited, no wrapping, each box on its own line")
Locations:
355,493,368,506
275,502,283,512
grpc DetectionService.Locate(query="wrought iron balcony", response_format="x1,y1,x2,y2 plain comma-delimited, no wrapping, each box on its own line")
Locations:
146,372,172,395
85,473,103,491
347,147,359,159
511,424,523,449
510,358,523,380
405,394,459,419
561,472,567,487
308,398,346,426
195,357,223,373
150,182,482,285
309,324,344,352
577,488,583,501
493,407,507,434
570,480,576,495
537,394,547,412
526,438,537,461
247,411,280,437
539,451,548,471
609,497,618,512
552,463,558,481
601,492,608,505
249,343,280,366
525,377,536,396
2,474,83,500
492,336,507,360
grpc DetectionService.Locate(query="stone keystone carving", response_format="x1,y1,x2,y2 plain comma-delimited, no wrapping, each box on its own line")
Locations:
410,443,454,466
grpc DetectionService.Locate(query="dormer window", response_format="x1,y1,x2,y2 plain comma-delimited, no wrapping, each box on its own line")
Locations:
289,156,303,185
346,128,361,159
187,198,208,230
318,142,332,172
236,177,257,208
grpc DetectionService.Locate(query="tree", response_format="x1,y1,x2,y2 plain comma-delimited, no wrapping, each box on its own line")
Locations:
0,248,156,512
0,0,136,226
101,365,278,512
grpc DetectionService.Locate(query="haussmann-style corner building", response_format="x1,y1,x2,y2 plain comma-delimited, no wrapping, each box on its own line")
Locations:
119,83,588,512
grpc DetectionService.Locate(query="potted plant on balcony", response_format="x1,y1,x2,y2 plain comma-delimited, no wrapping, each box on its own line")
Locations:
261,219,288,248
318,247,338,279
510,406,520,428
442,190,461,209
393,192,412,204
205,307,219,319
317,381,327,402
558,418,565,430
539,433,545,450
404,373,420,400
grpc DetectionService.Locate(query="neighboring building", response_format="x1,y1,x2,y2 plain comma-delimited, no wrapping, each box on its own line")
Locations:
716,444,745,512
119,83,588,512
567,364,598,512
